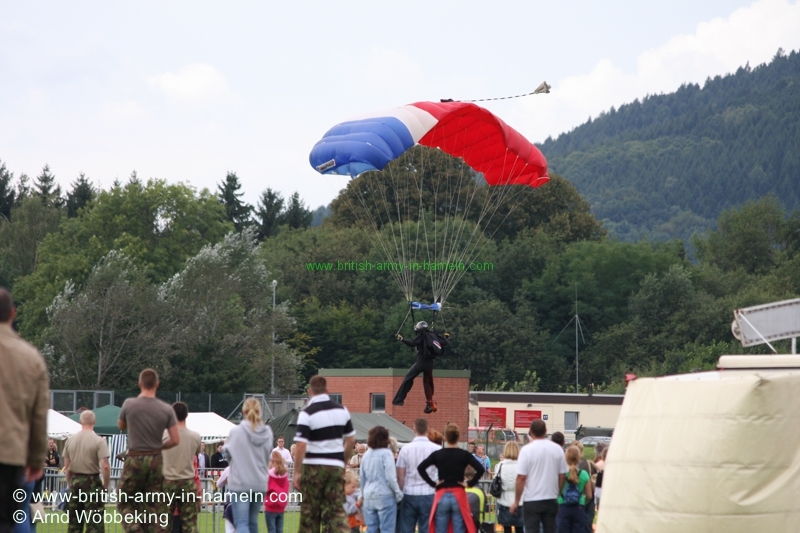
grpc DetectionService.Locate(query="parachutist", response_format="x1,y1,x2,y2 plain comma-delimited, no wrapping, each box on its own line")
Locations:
392,321,450,413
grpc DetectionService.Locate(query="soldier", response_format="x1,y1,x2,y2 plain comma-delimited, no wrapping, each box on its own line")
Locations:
63,411,111,533
117,369,179,533
162,403,201,533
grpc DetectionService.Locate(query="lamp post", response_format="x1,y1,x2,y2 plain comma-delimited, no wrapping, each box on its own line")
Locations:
271,279,277,395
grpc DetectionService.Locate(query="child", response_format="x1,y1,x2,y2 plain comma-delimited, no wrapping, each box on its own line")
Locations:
265,451,289,533
464,466,487,531
217,467,235,533
343,470,363,533
556,446,593,533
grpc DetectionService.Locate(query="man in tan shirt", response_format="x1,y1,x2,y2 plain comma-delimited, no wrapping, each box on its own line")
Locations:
162,402,201,533
63,410,111,533
0,288,49,533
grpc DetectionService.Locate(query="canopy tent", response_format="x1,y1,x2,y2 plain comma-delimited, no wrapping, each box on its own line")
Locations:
268,409,415,450
48,409,82,440
186,412,236,443
69,404,123,435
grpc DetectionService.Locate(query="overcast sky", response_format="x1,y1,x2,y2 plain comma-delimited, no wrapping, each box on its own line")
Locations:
2,0,799,209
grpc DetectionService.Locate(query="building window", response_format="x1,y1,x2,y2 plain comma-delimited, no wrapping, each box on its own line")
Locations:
371,393,386,413
565,411,579,431
329,394,342,404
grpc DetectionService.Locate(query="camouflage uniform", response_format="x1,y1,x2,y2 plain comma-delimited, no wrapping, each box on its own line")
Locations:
117,454,167,533
299,465,349,533
162,479,198,533
66,474,105,533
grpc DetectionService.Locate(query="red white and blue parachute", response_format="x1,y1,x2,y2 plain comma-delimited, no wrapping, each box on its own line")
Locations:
310,101,548,187
309,101,548,310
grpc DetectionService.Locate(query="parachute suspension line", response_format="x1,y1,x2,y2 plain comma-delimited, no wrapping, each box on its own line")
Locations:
395,307,412,337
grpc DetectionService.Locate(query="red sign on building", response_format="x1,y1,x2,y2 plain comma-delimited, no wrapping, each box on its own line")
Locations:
514,410,542,428
479,407,506,426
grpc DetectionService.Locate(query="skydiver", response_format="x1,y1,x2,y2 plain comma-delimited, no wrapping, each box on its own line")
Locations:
392,321,450,413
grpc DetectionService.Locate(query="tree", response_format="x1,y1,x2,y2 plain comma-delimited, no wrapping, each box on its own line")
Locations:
0,160,15,222
13,179,233,343
280,192,313,230
0,196,63,285
254,188,284,240
66,173,95,218
160,229,307,393
217,172,252,231
45,252,168,389
35,164,62,207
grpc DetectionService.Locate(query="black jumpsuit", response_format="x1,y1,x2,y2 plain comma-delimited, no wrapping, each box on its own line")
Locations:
392,331,448,405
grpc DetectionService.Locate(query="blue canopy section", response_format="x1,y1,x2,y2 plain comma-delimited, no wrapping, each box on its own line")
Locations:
309,117,415,176
409,301,442,312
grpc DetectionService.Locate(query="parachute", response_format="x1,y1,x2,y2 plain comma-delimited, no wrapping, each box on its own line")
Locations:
309,101,549,321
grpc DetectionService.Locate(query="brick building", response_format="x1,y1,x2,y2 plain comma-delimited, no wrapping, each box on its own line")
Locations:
319,369,471,441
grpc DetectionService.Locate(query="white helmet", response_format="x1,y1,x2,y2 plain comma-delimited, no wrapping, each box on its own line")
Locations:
415,321,429,331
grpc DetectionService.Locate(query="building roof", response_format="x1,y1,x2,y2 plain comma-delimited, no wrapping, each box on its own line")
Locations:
470,391,625,406
268,408,415,450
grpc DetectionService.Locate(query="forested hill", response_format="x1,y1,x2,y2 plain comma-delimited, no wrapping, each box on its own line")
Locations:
538,48,800,242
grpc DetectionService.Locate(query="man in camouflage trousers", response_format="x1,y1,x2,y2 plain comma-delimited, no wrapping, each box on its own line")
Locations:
161,402,201,533
293,375,356,532
63,410,111,533
117,369,180,533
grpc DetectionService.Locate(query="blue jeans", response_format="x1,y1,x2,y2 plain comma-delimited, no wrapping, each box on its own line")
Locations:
434,492,466,533
230,492,263,533
363,495,397,533
398,494,434,533
556,503,586,533
264,511,283,533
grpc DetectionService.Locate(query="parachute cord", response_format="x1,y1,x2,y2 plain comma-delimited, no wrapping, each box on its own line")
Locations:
445,81,551,103
395,308,412,337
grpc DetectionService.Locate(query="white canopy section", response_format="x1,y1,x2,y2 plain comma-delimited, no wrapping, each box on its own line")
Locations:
185,412,236,443
48,409,82,440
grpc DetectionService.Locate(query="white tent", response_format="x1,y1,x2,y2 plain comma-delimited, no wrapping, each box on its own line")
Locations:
186,412,237,443
48,409,82,440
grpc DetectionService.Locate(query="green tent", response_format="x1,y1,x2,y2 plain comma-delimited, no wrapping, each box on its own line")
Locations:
268,409,415,450
69,404,124,435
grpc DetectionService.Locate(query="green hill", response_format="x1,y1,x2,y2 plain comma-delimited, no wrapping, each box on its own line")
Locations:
539,48,800,241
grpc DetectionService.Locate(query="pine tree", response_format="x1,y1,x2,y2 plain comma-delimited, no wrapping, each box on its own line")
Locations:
66,173,95,218
217,172,252,232
254,188,284,240
35,164,62,207
281,192,313,229
0,160,15,221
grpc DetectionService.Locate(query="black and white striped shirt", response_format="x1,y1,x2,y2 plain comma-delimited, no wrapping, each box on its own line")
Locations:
295,394,355,468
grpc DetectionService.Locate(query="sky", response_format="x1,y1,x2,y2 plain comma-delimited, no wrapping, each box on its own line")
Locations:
2,0,800,210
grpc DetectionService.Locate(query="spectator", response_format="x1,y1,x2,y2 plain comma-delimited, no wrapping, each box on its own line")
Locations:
568,441,597,532
396,418,439,533
358,427,403,532
197,443,210,472
551,432,565,449
556,446,592,533
289,444,297,464
0,287,49,533
464,466,487,531
264,451,289,533
495,441,524,533
45,440,60,469
216,468,234,533
473,445,491,477
272,436,293,465
293,375,356,532
468,442,475,454
211,444,228,470
225,398,273,533
343,470,363,533
162,403,202,533
417,424,484,533
63,410,111,533
117,368,179,533
510,420,567,533
427,429,444,446
349,443,366,468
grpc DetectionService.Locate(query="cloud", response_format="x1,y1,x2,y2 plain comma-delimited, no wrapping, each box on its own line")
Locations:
518,0,800,142
148,63,236,102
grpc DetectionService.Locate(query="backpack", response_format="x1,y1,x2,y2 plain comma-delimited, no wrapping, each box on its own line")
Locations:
562,479,581,505
424,331,445,358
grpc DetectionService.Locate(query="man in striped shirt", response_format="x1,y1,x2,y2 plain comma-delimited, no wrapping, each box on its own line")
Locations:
395,418,440,533
293,375,356,532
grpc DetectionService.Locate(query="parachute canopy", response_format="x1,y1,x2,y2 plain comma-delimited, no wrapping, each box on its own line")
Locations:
310,101,549,188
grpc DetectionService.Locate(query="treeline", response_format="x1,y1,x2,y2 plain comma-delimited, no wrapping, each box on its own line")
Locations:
2,157,799,395
539,48,800,242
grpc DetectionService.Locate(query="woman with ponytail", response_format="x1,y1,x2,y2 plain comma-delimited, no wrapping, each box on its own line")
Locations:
556,446,592,533
225,398,274,533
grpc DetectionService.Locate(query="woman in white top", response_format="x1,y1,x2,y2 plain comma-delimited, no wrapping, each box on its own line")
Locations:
495,441,524,533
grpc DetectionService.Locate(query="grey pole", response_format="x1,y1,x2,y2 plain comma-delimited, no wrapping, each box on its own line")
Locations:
271,279,277,395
